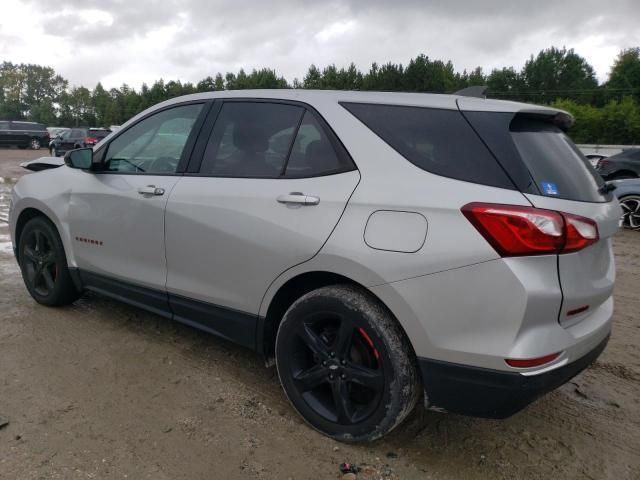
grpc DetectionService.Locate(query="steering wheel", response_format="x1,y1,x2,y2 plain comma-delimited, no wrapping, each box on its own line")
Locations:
109,158,145,172
148,156,179,173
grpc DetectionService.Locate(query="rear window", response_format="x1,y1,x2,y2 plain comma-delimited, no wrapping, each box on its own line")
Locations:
89,129,110,138
341,102,514,189
510,118,607,202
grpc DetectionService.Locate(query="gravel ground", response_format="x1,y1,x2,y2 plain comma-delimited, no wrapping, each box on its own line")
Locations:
1,148,639,479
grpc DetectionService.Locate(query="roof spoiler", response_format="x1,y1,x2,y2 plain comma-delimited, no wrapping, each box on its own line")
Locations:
454,86,488,99
514,109,574,131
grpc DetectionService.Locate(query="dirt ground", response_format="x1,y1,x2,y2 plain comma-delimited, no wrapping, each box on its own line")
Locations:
1,148,639,480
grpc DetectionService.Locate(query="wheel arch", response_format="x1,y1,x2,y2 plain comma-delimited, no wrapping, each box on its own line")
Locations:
15,207,49,248
258,270,418,364
13,202,74,265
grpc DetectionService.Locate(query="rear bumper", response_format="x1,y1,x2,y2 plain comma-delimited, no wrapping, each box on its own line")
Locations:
418,334,609,418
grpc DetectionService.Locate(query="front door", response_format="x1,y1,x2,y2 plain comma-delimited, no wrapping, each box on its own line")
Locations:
68,102,207,298
164,101,360,344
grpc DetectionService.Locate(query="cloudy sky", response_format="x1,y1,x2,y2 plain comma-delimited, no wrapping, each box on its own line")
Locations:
1,0,639,89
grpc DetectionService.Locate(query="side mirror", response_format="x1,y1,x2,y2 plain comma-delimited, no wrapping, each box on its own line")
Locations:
64,148,93,170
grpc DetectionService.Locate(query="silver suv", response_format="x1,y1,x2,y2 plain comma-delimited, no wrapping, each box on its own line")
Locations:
9,90,619,442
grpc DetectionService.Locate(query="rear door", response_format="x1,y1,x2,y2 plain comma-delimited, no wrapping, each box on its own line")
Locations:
462,106,620,327
11,122,31,146
164,100,359,344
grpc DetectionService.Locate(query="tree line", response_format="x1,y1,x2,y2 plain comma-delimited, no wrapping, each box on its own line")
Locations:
1,46,639,144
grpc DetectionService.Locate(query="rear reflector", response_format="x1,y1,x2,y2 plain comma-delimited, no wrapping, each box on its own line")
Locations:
505,352,561,368
462,203,599,257
567,305,590,316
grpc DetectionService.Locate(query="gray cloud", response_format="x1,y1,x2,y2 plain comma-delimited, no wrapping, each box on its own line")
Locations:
5,0,640,88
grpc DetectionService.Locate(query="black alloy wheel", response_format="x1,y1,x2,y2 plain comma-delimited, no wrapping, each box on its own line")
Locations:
289,312,384,425
18,217,80,306
276,285,420,442
21,229,58,297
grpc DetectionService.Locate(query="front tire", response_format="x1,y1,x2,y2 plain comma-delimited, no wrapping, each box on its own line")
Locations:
18,217,80,306
275,285,421,442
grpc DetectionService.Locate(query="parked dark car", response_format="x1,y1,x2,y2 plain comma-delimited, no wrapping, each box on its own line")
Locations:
49,128,111,156
596,149,640,180
0,120,50,149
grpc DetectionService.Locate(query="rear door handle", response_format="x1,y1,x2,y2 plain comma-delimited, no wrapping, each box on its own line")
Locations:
138,185,165,196
277,192,320,206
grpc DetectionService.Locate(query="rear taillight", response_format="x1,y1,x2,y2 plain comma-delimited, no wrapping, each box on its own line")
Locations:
85,136,98,144
462,203,599,257
597,159,610,168
563,213,598,253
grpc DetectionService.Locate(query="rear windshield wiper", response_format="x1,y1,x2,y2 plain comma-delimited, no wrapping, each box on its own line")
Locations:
599,182,617,195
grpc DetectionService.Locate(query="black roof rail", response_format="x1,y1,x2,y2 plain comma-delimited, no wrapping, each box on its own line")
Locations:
453,86,488,99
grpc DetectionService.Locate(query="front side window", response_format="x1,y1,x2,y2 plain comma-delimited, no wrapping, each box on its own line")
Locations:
0,121,9,130
104,103,203,174
200,102,304,178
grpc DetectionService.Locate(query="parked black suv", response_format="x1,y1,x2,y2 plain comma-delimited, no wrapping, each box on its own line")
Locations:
0,121,50,149
596,149,640,180
49,128,111,156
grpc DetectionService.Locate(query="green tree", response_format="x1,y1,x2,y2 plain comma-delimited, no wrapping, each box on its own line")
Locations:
607,47,640,102
521,47,598,103
303,65,322,89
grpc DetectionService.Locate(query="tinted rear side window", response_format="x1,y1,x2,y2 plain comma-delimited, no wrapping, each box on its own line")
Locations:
201,102,304,178
285,111,349,178
510,118,607,202
13,122,43,130
341,102,514,189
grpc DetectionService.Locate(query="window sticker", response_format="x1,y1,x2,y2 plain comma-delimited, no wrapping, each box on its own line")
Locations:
541,181,559,196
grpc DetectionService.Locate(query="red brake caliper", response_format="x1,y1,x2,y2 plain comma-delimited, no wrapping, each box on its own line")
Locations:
358,327,380,360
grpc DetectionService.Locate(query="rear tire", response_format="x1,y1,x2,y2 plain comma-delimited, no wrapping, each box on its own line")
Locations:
18,217,80,306
275,285,421,442
30,138,41,150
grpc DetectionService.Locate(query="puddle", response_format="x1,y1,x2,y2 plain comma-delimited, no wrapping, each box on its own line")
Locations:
0,178,16,253
0,177,16,225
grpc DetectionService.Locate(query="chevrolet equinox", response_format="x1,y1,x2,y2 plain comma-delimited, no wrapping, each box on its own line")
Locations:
9,90,619,442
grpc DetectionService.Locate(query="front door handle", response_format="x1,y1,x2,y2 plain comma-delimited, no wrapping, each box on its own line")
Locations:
138,185,165,196
277,192,320,206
